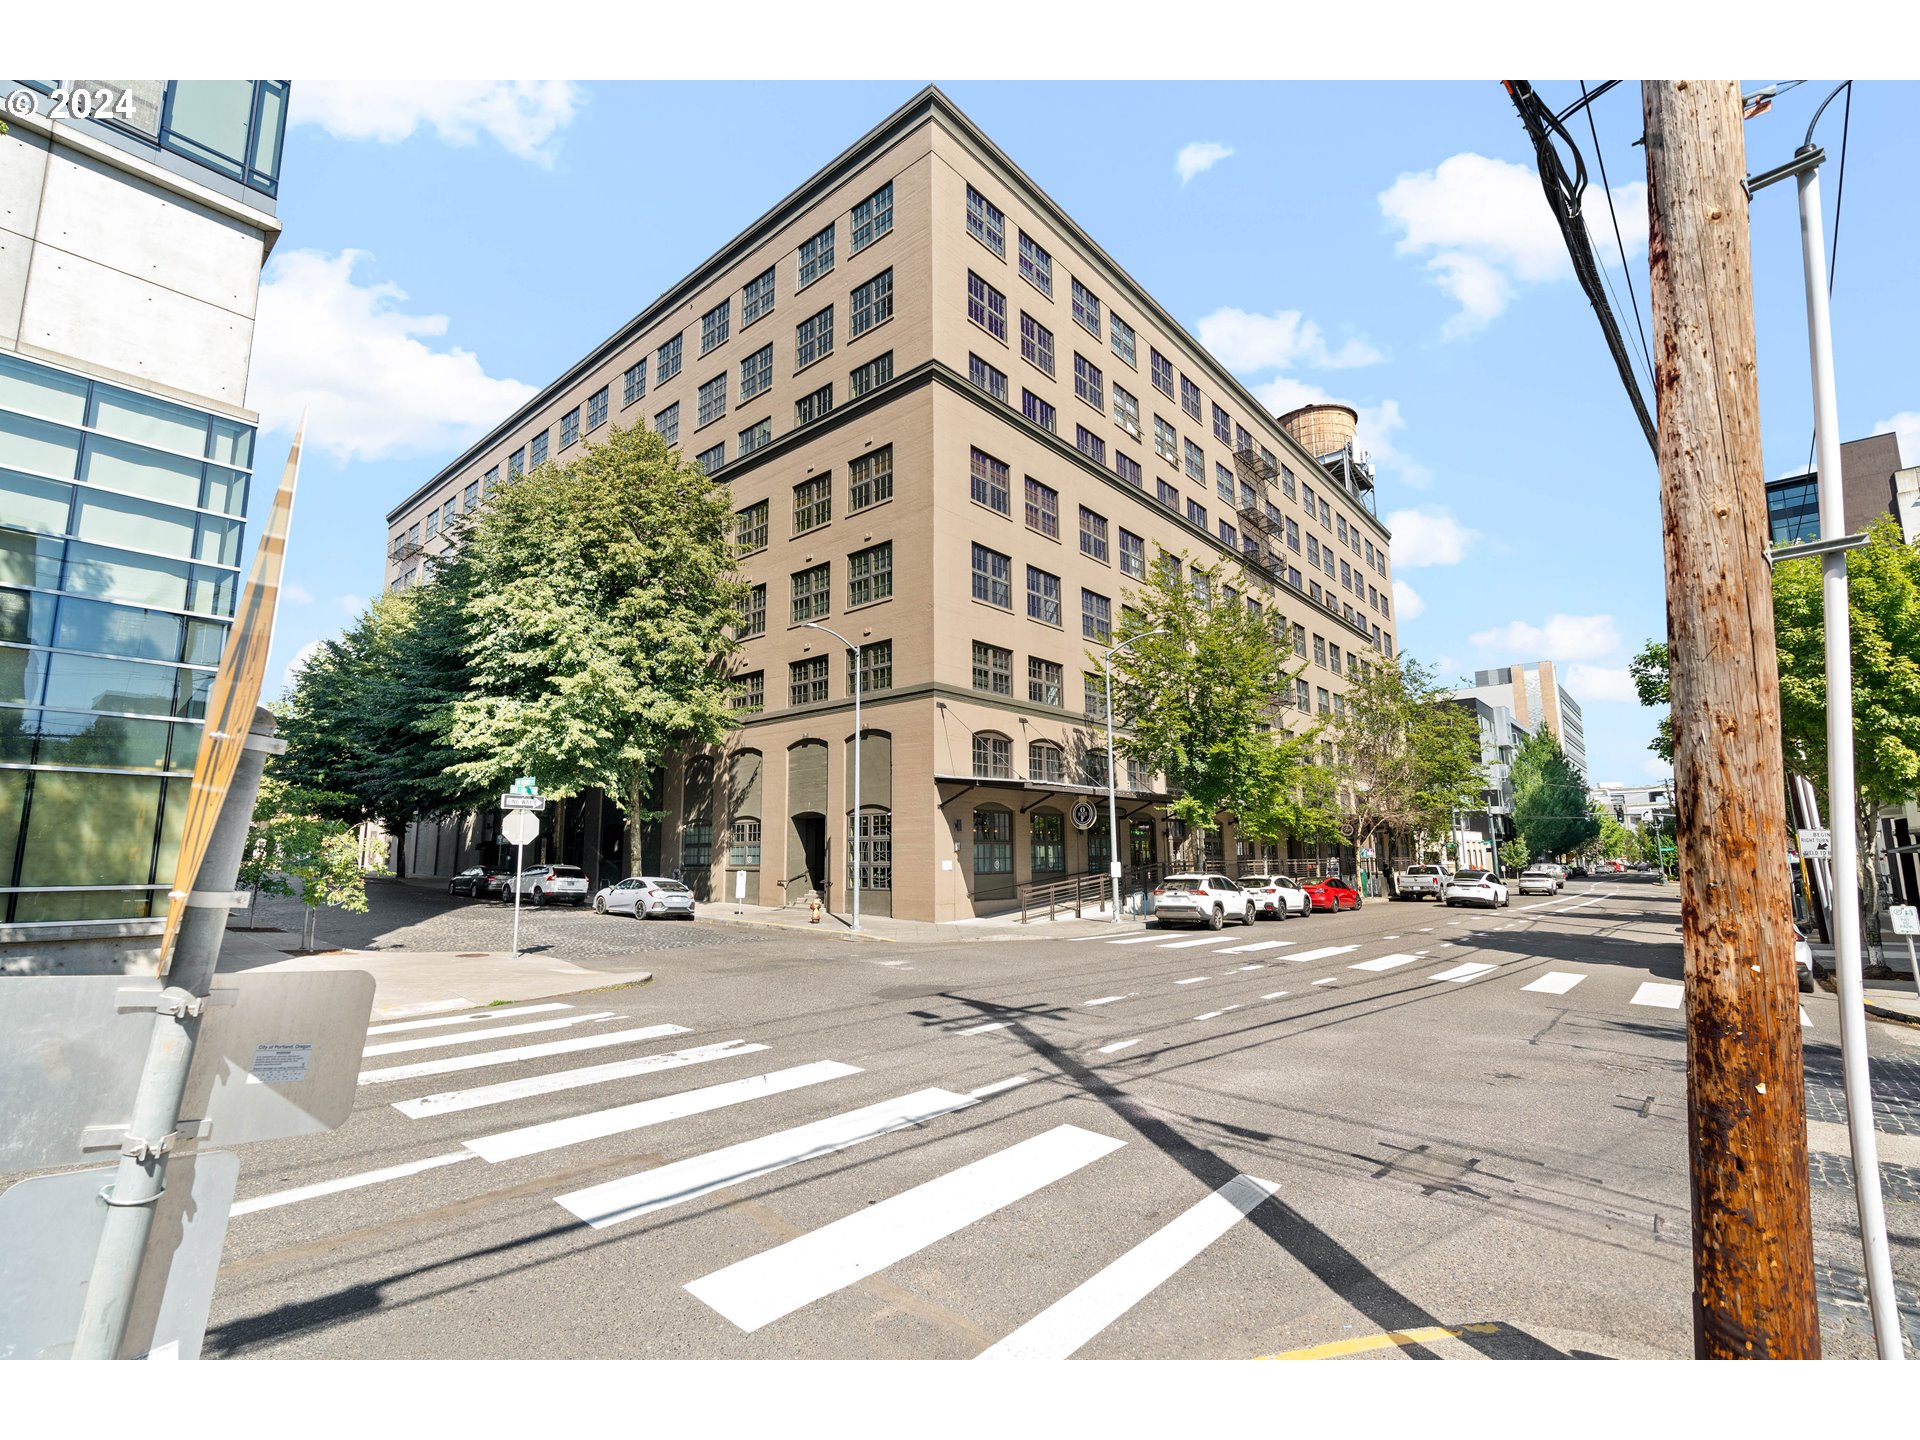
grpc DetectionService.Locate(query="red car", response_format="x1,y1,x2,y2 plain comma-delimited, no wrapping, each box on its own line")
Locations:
1302,877,1362,912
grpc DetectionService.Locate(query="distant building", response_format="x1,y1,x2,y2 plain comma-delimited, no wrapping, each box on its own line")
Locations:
1591,782,1672,831
1456,661,1585,780
1449,697,1529,872
1766,432,1915,545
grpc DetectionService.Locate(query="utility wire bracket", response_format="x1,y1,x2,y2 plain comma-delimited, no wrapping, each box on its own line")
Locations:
1766,531,1869,566
1745,146,1824,196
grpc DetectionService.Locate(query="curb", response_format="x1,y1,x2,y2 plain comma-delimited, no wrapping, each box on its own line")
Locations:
696,913,898,943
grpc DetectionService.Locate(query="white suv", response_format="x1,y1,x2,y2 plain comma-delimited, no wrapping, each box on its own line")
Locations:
1239,875,1312,920
508,864,591,907
1151,874,1256,930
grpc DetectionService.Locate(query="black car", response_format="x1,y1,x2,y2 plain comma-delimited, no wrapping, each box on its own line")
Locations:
448,866,508,898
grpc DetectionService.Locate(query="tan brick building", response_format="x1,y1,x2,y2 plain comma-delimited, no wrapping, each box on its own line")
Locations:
384,88,1397,921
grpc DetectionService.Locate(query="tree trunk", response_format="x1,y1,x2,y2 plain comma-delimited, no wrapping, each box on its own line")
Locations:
551,797,566,865
388,818,408,879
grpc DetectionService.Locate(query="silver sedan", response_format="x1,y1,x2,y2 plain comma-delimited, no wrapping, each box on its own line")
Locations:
594,876,697,919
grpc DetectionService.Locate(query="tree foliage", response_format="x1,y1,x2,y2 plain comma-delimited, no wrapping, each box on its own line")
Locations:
1323,657,1485,864
1630,639,1674,764
1499,836,1531,873
239,773,381,949
1509,730,1600,859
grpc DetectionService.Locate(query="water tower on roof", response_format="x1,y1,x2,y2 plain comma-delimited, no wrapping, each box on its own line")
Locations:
1278,403,1377,514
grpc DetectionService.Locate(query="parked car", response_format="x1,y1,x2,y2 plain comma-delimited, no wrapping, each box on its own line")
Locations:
1239,874,1312,920
594,875,697,920
448,866,508,899
1443,869,1510,908
507,863,591,906
1152,874,1255,929
1794,924,1814,992
1567,864,1590,879
1302,876,1362,912
1516,868,1559,897
1391,862,1452,902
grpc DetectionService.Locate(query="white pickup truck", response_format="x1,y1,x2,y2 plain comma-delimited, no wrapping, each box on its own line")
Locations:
1392,863,1452,901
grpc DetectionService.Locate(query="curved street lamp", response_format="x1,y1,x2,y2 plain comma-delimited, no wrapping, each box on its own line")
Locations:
1101,629,1169,923
801,621,862,933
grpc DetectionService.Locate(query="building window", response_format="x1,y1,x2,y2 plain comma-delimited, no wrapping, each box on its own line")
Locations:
696,442,725,474
730,818,762,867
484,465,500,495
1024,477,1059,538
966,185,1006,257
737,499,768,553
971,806,1014,880
971,543,1012,608
968,272,1008,343
852,808,892,891
1114,452,1142,488
851,268,893,337
1079,506,1109,563
1329,642,1343,672
1314,634,1327,667
738,418,770,456
701,298,731,354
790,655,830,706
654,402,680,447
791,563,830,623
1180,375,1202,422
1021,390,1057,434
1070,278,1101,336
1186,498,1207,530
1085,671,1109,722
743,266,776,326
795,306,834,369
1075,426,1105,465
424,508,439,541
587,386,608,431
730,671,765,714
1317,686,1331,715
1292,623,1307,658
698,373,728,428
848,542,893,606
1183,438,1204,482
1215,463,1235,502
1280,464,1296,500
851,351,893,397
1151,348,1175,397
969,352,1008,402
738,583,766,639
560,407,581,448
1021,313,1055,375
851,180,893,251
793,475,832,534
840,446,890,512
740,344,774,400
1081,588,1111,643
1031,810,1066,872
528,431,548,466
1112,383,1140,437
798,223,835,289
1073,353,1104,410
1286,517,1300,552
1337,515,1350,544
1155,478,1179,511
1211,402,1232,444
972,642,1013,696
1028,657,1063,706
1118,528,1145,577
1110,314,1137,366
1154,415,1178,463
464,480,479,511
1295,677,1311,711
795,384,833,426
657,333,683,384
1219,520,1238,549
970,447,1011,515
849,639,892,694
1027,565,1062,625
1307,534,1322,567
1235,423,1254,453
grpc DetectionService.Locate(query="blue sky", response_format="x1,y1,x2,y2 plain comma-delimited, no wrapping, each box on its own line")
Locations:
247,79,1919,789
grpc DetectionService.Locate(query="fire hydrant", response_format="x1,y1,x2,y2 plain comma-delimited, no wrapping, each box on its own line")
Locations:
808,896,823,924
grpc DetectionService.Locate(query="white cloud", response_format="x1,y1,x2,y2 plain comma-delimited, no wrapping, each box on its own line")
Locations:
292,81,586,165
1390,579,1426,620
1379,152,1648,337
249,250,536,463
281,639,321,695
1468,613,1622,661
281,582,313,605
1563,663,1638,703
1382,507,1476,567
1874,411,1919,468
1194,308,1381,372
1176,142,1233,185
338,593,367,616
1255,377,1432,489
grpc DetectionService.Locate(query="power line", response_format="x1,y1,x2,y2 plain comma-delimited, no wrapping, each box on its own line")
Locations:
1581,81,1656,398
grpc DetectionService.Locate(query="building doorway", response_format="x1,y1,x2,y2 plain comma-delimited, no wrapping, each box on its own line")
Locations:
792,813,827,901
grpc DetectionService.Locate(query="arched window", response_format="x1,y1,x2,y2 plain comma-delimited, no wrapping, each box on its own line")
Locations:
683,755,715,868
973,732,1012,779
1028,741,1064,784
973,806,1012,874
1031,809,1065,874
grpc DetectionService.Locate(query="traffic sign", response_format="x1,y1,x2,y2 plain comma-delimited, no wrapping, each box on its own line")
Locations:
501,794,546,811
1797,828,1831,860
511,776,539,796
1891,905,1920,937
502,810,540,847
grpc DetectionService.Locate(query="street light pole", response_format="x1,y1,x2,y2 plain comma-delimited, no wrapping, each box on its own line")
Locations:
802,622,860,934
1102,629,1169,923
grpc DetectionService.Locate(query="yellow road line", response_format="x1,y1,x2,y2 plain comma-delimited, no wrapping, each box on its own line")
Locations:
1256,1321,1502,1360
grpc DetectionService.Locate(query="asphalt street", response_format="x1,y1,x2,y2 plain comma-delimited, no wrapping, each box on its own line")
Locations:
197,875,1920,1360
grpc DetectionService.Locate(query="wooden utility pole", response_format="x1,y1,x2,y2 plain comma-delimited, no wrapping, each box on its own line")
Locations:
1642,80,1819,1358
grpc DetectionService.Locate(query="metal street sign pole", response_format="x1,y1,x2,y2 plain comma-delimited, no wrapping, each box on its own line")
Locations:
512,838,525,959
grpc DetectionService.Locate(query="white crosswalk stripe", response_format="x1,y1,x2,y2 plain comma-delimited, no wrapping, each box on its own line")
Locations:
1083,995,1134,1006
359,1024,692,1085
1280,945,1360,965
393,1040,768,1119
361,1012,615,1057
1631,982,1683,1009
365,1003,574,1036
685,1126,1124,1332
1105,935,1163,946
231,1152,474,1217
1161,936,1231,949
957,1022,1014,1035
1522,972,1587,995
1348,953,1419,972
1213,940,1294,955
1428,962,1497,984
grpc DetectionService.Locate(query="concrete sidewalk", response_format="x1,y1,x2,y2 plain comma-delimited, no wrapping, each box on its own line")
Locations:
215,926,653,1021
694,899,1151,944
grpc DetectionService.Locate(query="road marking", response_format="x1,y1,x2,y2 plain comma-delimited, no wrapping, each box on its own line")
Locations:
361,1013,615,1057
1106,935,1164,945
230,1151,475,1217
374,998,476,1020
1161,936,1231,949
1553,896,1610,914
979,1174,1280,1360
1312,978,1338,986
463,1062,862,1164
1428,962,1497,984
1348,953,1419,972
1521,972,1587,995
969,1076,1032,1099
393,1040,767,1119
1084,994,1135,1007
359,1024,693,1085
365,1002,575,1036
1257,1321,1504,1361
1261,992,1289,1000
688,1125,1125,1333
1802,1008,1812,1026
957,1021,1014,1035
1631,982,1683,1009
555,1087,983,1229
1418,927,1435,932
1231,964,1266,971
1382,935,1400,939
1193,1006,1242,1020
1214,941,1295,955
1097,1039,1142,1054
1174,976,1210,985
1281,946,1360,965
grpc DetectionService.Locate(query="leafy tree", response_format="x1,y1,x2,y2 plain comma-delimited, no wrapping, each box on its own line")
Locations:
1510,731,1600,858
239,774,381,950
434,423,745,867
1500,836,1531,873
1583,806,1636,864
1106,549,1317,864
1630,639,1674,764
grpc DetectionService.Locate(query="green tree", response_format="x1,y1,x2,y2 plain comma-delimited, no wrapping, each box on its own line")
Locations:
1500,836,1531,873
1630,639,1674,764
1510,731,1600,859
240,774,381,950
1106,549,1317,864
1585,806,1636,864
435,423,746,866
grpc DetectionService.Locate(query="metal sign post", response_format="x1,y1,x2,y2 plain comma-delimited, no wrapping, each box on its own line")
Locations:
1891,905,1920,999
501,803,541,960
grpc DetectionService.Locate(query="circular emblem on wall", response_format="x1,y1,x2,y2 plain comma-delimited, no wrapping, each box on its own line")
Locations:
1070,800,1099,831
